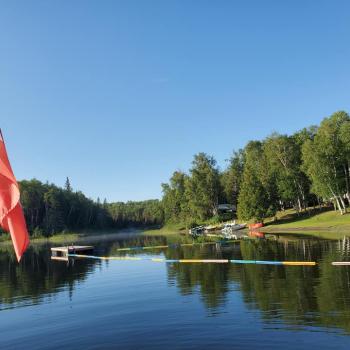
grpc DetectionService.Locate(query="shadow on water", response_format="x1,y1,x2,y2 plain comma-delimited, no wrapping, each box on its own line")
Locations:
1,233,350,334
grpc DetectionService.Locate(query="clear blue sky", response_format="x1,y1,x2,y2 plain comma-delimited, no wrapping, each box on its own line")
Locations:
1,1,350,202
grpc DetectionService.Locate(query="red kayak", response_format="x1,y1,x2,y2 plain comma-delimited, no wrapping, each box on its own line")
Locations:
248,223,264,230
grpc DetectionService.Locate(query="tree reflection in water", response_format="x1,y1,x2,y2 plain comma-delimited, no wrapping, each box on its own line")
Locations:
1,235,350,333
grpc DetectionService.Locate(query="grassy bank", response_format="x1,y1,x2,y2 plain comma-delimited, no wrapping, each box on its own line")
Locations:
0,232,83,245
0,228,136,245
262,209,350,235
144,208,350,239
143,223,186,236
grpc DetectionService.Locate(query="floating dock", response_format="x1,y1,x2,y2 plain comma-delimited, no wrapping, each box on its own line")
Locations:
68,253,316,266
332,262,350,266
51,245,94,261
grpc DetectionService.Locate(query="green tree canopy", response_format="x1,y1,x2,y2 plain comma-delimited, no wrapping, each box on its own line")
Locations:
185,153,221,221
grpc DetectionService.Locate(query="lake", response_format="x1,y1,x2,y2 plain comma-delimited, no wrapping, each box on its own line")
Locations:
1,232,350,349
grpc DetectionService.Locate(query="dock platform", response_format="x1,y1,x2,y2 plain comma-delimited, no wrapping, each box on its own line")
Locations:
51,245,94,261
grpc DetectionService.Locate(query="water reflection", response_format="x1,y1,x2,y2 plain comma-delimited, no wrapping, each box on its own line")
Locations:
0,244,97,310
165,237,350,332
1,234,350,334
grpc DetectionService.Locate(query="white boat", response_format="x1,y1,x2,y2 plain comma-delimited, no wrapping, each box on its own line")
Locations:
221,221,246,238
189,226,205,236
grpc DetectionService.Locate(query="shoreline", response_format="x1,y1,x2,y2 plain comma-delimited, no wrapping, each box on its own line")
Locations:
0,228,144,245
1,210,349,245
261,226,350,233
144,209,350,239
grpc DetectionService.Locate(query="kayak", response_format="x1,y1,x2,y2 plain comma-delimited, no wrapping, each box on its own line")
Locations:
248,223,264,230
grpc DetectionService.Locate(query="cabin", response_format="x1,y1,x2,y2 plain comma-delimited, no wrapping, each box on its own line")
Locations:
217,204,236,213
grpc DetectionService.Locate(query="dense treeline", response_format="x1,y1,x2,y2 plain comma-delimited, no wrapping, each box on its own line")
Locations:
162,111,350,224
9,110,350,237
18,178,163,237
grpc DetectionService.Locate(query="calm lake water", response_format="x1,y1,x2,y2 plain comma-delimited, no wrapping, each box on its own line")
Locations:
1,232,350,349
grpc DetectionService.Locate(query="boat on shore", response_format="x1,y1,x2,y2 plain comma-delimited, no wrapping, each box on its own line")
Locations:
189,226,205,236
189,221,247,239
248,223,264,230
221,222,246,238
204,224,222,233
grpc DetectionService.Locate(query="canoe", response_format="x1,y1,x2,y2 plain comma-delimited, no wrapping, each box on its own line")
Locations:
248,223,264,230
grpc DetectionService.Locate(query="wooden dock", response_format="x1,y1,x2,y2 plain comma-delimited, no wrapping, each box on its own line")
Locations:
51,245,94,261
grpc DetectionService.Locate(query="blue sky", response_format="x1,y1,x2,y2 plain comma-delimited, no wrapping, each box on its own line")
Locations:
1,1,350,202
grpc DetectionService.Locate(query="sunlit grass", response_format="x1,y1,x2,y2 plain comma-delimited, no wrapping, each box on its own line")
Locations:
0,232,82,245
263,208,350,234
143,223,185,236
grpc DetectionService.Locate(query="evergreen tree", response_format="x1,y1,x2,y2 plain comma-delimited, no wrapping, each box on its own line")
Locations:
43,188,65,235
65,177,72,192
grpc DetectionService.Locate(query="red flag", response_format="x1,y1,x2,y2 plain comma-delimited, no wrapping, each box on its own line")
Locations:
0,130,29,261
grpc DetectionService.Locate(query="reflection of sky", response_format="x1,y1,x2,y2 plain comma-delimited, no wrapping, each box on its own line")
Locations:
1,257,350,349
2,237,350,348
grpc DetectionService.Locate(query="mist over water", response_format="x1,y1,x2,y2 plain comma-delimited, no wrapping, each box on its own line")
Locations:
1,233,350,349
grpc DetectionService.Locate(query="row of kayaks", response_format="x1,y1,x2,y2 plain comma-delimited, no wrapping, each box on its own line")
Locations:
189,221,264,239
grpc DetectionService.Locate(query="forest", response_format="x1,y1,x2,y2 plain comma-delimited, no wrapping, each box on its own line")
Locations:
162,111,350,226
15,178,164,237
2,110,349,238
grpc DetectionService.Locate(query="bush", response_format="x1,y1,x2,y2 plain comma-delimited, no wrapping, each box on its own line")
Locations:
207,215,222,225
32,227,44,238
186,219,199,229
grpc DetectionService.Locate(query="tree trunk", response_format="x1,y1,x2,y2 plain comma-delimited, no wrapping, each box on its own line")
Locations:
279,200,285,211
332,199,337,211
329,184,344,214
339,196,347,213
297,197,302,213
335,196,345,215
297,182,306,211
346,192,350,206
343,163,350,206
